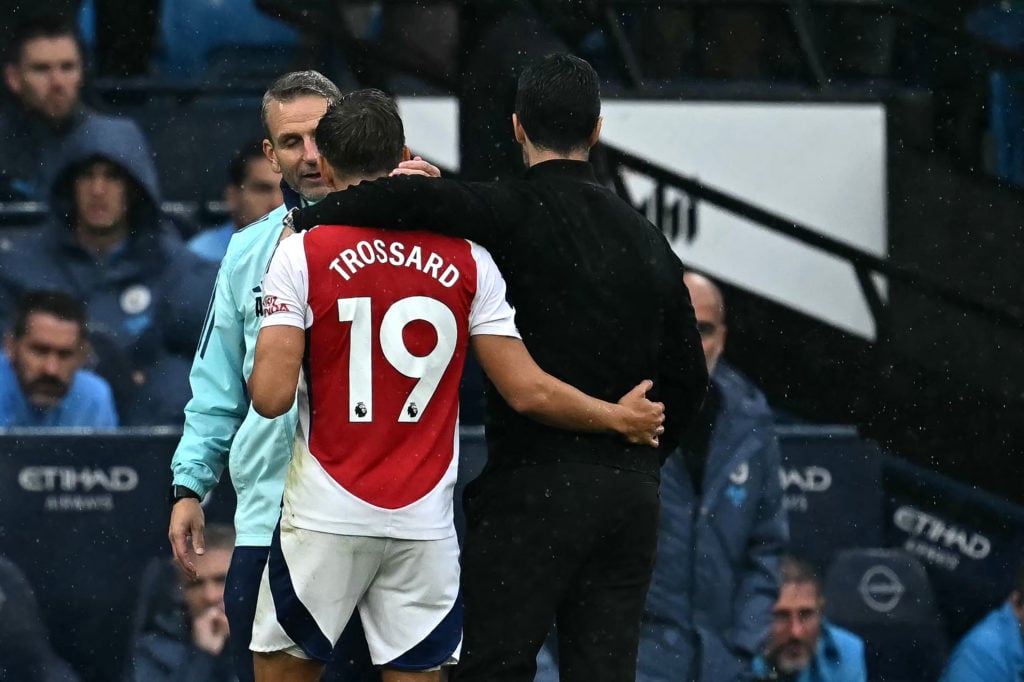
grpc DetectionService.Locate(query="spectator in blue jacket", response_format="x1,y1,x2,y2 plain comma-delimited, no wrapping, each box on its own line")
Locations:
751,555,866,682
0,114,217,424
0,290,117,428
940,560,1024,682
123,524,236,682
188,141,283,263
635,272,788,682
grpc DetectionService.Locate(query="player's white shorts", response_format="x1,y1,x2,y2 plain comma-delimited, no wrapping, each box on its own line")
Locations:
250,520,462,670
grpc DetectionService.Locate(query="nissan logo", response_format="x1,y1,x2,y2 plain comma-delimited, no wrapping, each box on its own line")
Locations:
858,565,905,613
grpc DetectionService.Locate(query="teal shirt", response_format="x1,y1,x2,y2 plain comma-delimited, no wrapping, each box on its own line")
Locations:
171,205,296,546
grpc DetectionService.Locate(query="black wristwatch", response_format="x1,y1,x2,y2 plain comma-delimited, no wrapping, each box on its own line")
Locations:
168,484,201,505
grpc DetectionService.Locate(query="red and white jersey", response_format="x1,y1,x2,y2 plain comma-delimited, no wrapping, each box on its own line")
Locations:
260,225,518,540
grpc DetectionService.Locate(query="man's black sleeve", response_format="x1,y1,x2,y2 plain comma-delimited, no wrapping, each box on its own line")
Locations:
658,260,709,454
293,176,507,248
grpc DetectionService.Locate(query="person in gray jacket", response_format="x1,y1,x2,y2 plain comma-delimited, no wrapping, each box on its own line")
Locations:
637,272,788,682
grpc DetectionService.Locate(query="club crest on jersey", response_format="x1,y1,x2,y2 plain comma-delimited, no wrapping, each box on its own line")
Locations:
120,284,152,315
262,295,290,315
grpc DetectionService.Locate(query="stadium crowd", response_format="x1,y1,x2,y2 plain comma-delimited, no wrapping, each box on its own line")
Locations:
0,4,1022,682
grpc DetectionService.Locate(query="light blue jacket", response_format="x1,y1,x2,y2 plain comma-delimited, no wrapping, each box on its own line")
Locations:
940,601,1024,682
751,621,866,682
188,222,237,263
0,355,118,429
170,194,297,547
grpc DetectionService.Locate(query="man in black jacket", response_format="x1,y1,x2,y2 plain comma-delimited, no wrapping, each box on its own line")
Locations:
292,54,707,682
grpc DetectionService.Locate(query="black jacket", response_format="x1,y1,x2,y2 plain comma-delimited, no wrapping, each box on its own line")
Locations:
294,159,707,477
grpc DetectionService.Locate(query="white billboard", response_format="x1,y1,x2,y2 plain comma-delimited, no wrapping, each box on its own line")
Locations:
398,97,888,338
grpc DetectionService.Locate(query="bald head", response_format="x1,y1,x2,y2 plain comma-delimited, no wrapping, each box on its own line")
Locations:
683,272,727,375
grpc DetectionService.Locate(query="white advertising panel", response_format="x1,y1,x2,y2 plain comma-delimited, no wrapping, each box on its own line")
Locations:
603,101,887,339
398,97,887,338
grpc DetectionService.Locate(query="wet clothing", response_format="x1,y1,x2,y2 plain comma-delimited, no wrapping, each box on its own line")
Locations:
293,159,708,682
171,202,296,549
171,185,378,682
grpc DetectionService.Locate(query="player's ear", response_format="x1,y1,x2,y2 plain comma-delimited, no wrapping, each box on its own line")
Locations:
588,117,603,148
3,64,22,96
401,145,411,162
512,114,527,145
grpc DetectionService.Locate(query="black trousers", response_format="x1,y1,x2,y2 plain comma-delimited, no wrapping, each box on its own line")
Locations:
453,462,660,682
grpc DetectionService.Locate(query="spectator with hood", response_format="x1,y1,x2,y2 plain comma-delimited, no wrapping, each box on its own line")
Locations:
0,115,217,424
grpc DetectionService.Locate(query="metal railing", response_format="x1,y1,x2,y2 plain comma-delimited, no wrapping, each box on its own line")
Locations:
601,142,1024,332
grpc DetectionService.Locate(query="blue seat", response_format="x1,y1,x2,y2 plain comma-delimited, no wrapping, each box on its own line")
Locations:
824,548,948,682
157,0,299,81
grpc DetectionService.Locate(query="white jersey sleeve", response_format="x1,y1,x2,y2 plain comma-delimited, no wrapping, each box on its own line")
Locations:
468,241,520,339
260,232,312,330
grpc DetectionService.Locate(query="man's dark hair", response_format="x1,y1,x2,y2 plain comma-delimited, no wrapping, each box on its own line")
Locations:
1015,559,1024,596
260,70,342,138
779,555,823,598
6,15,83,65
227,140,269,188
514,53,601,154
11,290,87,338
315,89,405,179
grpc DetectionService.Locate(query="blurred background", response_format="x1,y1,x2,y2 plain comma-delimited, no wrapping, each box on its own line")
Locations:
0,1,1022,681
